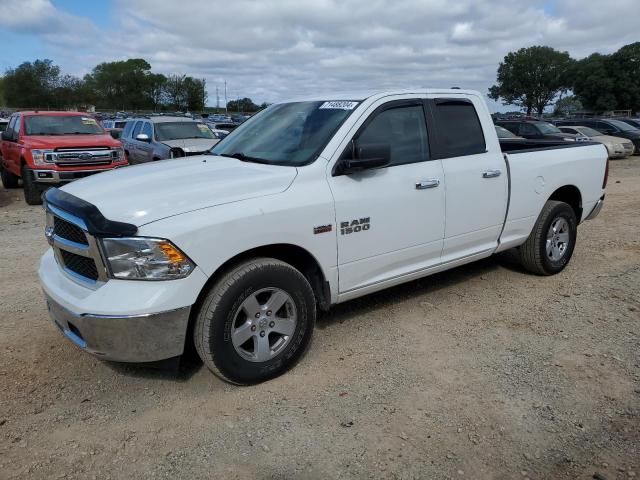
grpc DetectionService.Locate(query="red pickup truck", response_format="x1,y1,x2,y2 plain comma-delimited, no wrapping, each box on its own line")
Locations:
0,111,127,204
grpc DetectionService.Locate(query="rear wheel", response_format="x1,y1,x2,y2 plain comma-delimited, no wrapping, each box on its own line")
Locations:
21,165,43,205
0,162,20,188
194,258,316,385
519,200,577,275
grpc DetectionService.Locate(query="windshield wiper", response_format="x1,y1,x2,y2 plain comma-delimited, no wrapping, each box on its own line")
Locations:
63,132,93,135
218,152,273,164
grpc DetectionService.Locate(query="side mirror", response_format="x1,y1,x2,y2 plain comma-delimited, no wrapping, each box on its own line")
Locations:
110,130,121,140
341,142,391,173
1,131,13,141
136,133,150,142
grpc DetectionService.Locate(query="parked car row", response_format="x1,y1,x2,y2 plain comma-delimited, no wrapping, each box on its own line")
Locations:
495,117,640,158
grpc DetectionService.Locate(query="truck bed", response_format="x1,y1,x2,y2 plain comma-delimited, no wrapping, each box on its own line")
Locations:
499,139,601,154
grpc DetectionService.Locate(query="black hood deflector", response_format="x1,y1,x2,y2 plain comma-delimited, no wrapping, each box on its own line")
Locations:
43,188,138,237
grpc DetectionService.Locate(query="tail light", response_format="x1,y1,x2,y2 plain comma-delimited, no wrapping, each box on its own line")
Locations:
602,159,609,189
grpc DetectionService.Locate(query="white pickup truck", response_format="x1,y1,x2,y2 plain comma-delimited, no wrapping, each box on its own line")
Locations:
39,89,608,384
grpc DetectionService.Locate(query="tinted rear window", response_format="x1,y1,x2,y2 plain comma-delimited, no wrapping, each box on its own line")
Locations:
432,100,486,157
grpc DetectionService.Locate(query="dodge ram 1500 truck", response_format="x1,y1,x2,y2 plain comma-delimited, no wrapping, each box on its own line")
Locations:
0,111,127,205
38,90,608,385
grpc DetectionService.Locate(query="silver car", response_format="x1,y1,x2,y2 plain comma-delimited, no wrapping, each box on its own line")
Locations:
121,116,221,164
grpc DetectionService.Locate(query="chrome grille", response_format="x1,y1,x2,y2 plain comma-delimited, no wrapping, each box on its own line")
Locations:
60,250,99,281
53,216,88,245
46,147,120,167
46,205,107,287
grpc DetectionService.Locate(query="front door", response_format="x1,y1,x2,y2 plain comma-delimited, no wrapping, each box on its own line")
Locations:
328,98,446,294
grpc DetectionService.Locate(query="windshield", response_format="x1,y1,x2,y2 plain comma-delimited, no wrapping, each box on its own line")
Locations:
606,119,636,131
155,122,215,141
211,101,359,166
24,115,103,135
495,125,517,138
535,122,562,134
575,127,603,137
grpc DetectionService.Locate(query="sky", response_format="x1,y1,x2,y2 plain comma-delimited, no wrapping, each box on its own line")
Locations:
0,0,637,111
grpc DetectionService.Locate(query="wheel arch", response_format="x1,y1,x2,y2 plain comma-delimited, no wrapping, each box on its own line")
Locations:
548,184,582,221
183,243,330,359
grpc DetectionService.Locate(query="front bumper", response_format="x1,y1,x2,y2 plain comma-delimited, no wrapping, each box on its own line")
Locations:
39,248,208,362
44,292,191,362
31,168,116,184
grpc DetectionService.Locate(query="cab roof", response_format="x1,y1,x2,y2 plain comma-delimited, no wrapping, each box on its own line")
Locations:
286,88,481,103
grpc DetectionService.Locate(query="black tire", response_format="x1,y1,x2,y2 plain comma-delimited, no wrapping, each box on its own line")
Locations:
1,163,20,188
519,200,577,275
194,258,316,385
21,165,43,205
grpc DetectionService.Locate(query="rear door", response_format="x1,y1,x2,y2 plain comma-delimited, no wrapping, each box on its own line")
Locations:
426,95,508,261
329,97,446,294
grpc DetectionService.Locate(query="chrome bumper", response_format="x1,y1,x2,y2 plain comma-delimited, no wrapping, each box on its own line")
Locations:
31,168,109,184
584,196,605,221
44,292,191,362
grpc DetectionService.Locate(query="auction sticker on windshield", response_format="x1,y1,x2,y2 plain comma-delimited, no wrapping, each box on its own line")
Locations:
319,101,359,110
81,117,98,125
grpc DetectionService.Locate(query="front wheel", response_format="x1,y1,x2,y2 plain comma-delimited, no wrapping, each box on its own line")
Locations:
0,163,20,188
194,258,316,385
21,166,43,205
519,200,577,275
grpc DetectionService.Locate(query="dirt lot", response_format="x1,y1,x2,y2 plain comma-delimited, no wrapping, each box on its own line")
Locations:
0,159,638,480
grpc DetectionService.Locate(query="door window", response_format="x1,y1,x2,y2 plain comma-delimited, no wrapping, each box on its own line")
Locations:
431,100,486,157
346,104,428,167
519,123,539,136
122,121,134,138
141,122,153,139
131,121,143,138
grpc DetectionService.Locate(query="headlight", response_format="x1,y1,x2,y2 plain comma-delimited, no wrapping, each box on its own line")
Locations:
101,237,195,280
31,149,55,165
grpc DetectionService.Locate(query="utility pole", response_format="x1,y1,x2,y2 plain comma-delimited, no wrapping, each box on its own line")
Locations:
216,86,219,111
224,80,228,114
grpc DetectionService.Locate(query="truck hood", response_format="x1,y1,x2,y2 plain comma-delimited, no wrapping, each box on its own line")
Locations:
61,155,298,226
160,138,219,152
23,134,119,149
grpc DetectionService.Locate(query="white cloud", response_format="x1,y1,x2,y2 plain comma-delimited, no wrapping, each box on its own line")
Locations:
3,0,639,110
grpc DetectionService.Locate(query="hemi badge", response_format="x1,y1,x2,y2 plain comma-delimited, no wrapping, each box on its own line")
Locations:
313,225,332,235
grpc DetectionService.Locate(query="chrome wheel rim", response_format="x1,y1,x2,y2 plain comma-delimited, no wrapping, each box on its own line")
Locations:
231,288,297,363
546,217,570,261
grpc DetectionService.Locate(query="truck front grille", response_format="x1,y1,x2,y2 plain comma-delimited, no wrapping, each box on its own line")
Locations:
54,216,88,245
47,147,120,167
46,207,107,286
60,250,99,281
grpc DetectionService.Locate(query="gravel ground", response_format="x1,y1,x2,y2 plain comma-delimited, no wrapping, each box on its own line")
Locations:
0,159,638,480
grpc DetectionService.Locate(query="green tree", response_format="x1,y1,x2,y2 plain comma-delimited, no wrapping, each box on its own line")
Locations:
84,58,154,110
145,73,167,111
3,59,61,107
609,42,640,112
164,74,187,110
571,53,617,112
227,97,259,113
0,76,5,106
554,95,583,116
184,77,207,111
489,46,574,115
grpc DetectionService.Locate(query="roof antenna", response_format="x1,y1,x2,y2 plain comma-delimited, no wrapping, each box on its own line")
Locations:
451,86,461,90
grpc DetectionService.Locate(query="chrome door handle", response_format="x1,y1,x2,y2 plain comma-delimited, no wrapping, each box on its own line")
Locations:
416,179,440,189
482,169,502,178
